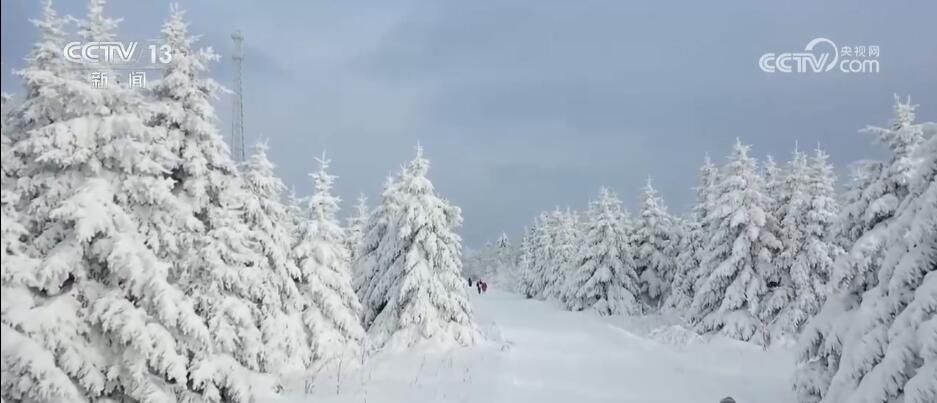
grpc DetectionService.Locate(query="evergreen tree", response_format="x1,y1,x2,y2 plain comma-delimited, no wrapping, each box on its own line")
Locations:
1,87,61,403
833,161,883,251
794,97,931,402
689,140,780,345
563,188,643,315
356,175,404,328
763,154,786,220
294,155,365,364
366,146,478,349
285,187,308,241
1,5,90,401
484,232,515,287
634,180,677,309
150,6,280,400
543,209,579,302
515,226,537,297
241,142,308,374
688,156,721,295
801,117,936,403
528,212,555,300
345,194,369,263
663,216,698,316
5,2,213,401
765,147,842,337
761,148,808,333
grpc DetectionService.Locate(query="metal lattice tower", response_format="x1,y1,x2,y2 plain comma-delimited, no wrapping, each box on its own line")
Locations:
230,30,246,162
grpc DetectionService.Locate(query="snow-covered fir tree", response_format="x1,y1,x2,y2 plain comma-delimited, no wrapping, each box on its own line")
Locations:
515,225,538,297
542,208,579,302
763,154,786,220
490,232,514,278
365,146,479,349
634,180,677,309
688,156,721,295
150,5,289,400
563,188,643,315
1,88,51,403
4,2,217,401
345,194,369,263
293,155,365,364
663,215,698,316
763,146,842,338
794,97,932,403
761,147,809,335
831,95,927,293
662,156,721,318
1,4,90,401
689,140,780,345
526,212,555,300
355,175,405,328
488,232,514,285
798,147,842,318
769,147,841,338
240,142,309,374
797,115,936,403
833,161,883,251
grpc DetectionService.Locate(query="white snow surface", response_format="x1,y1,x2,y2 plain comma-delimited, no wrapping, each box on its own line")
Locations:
268,288,794,403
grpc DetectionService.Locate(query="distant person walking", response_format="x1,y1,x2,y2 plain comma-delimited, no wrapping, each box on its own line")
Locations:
476,280,482,294
468,277,473,287
481,281,488,293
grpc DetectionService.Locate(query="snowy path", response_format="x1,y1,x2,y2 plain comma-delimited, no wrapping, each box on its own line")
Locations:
276,288,795,403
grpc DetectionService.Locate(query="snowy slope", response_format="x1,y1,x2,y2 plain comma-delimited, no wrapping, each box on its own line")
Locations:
271,288,795,403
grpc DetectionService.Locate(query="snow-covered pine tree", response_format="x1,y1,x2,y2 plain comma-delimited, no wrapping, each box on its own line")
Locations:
765,147,842,338
515,225,538,297
366,146,478,350
7,0,76,248
149,5,285,400
542,208,579,302
763,155,786,220
345,194,369,262
4,2,215,401
634,180,677,309
240,142,309,374
2,4,93,401
528,211,555,300
807,113,936,403
834,161,883,250
563,188,643,315
663,215,698,316
788,148,841,337
831,95,926,293
1,87,54,403
688,156,721,295
483,232,515,287
0,92,17,210
689,140,780,345
761,147,808,335
293,155,365,364
794,97,931,403
286,187,308,239
356,175,405,328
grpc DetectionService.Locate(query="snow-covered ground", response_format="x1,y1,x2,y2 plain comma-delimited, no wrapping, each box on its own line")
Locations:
272,288,795,403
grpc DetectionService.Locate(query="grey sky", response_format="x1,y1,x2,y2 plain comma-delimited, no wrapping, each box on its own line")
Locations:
2,0,936,247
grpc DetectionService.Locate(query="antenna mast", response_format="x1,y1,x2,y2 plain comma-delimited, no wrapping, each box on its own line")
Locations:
231,30,246,162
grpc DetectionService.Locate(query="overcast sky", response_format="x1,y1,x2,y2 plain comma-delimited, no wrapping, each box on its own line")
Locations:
2,0,935,247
